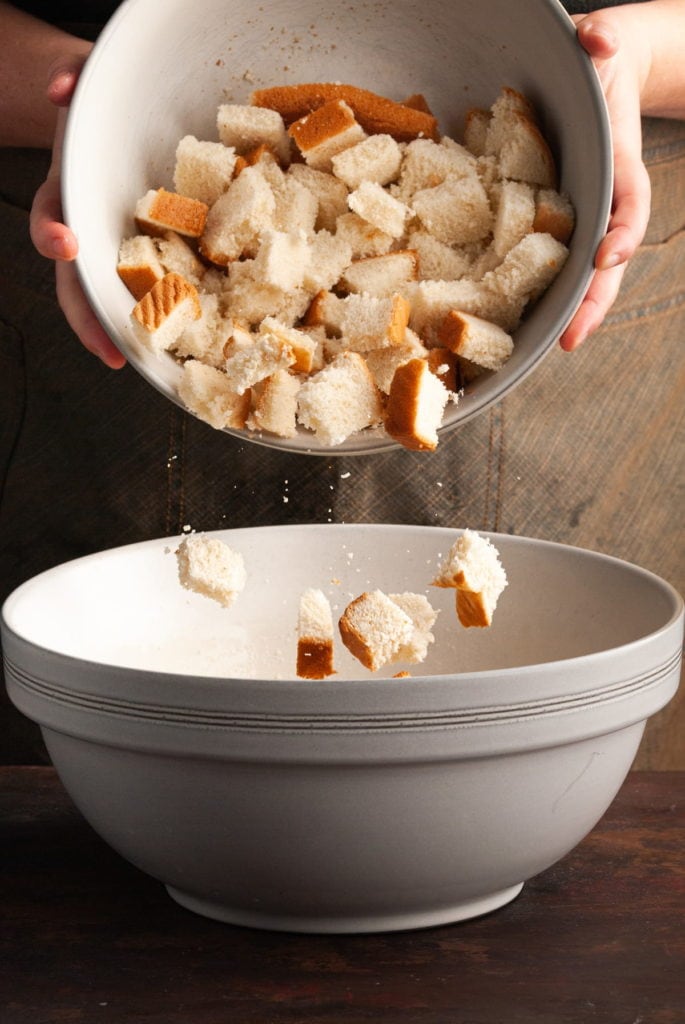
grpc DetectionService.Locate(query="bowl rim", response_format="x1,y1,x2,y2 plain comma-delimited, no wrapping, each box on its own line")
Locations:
2,525,682,695
61,0,614,457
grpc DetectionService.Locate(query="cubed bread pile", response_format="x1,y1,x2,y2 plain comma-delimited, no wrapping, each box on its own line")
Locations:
175,529,508,679
121,83,574,450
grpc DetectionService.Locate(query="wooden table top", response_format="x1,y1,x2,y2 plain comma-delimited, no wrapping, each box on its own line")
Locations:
1,767,683,1024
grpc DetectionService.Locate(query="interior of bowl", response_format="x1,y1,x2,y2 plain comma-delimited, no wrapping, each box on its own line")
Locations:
62,0,612,455
3,525,678,683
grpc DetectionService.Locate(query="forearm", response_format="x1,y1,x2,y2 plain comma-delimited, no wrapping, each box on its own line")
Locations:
620,0,685,119
0,2,91,147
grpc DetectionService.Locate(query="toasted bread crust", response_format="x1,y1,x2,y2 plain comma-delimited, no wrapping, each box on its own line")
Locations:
384,358,438,452
297,638,336,679
288,99,360,151
338,599,376,670
252,83,439,143
117,264,162,301
132,272,201,331
436,310,468,354
136,188,208,238
425,347,458,391
456,588,491,628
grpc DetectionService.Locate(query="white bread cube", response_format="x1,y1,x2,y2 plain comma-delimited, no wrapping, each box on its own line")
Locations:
463,108,491,157
272,177,318,236
492,180,536,257
334,211,395,258
340,292,411,351
338,590,415,672
384,356,450,451
252,230,311,291
224,332,295,395
412,174,492,245
117,235,165,300
135,188,208,239
288,99,367,171
347,181,411,239
223,259,283,325
533,189,576,244
437,310,514,371
482,232,569,303
176,534,247,607
173,135,238,207
432,529,508,628
407,230,472,282
130,272,202,354
177,360,251,431
296,588,336,679
339,250,418,298
468,244,504,282
286,163,350,231
171,292,228,367
496,112,557,189
247,368,300,439
331,133,403,189
388,592,438,664
297,351,383,446
409,278,488,338
302,289,347,336
395,138,477,201
259,316,319,374
302,231,353,294
484,86,538,156
200,165,275,265
156,230,206,286
217,104,290,163
234,145,287,191
365,334,428,394
268,287,313,327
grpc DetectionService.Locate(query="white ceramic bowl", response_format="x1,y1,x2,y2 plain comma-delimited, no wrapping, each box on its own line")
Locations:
2,525,681,933
62,0,612,455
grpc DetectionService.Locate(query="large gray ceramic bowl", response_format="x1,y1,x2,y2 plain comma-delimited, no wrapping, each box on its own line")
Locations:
62,0,612,455
2,525,681,933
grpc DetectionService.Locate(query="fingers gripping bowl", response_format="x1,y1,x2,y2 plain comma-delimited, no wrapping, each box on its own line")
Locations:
62,0,612,454
2,525,682,933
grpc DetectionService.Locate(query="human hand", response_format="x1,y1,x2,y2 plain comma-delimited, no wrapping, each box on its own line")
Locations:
29,58,127,369
559,7,652,352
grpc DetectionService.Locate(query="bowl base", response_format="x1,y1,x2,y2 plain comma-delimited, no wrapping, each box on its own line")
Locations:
166,882,524,934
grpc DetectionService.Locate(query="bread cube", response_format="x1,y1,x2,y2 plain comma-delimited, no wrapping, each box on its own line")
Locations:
384,357,450,452
412,174,492,245
130,272,201,354
217,104,290,163
297,351,383,446
176,534,247,607
135,188,208,239
288,99,366,171
296,588,336,679
247,368,300,439
173,135,238,207
347,180,411,239
331,133,403,189
177,360,251,431
117,235,165,300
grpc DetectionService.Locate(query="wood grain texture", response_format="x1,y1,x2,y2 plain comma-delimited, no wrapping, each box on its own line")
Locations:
1,767,683,1024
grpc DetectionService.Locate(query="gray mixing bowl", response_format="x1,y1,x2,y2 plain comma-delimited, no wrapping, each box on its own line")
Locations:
62,0,611,454
2,526,681,932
